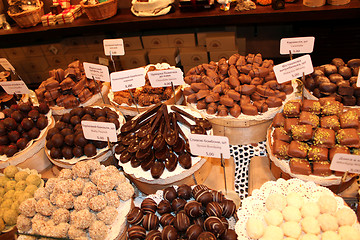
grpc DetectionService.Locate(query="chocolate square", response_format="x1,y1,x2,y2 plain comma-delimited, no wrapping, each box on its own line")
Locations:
272,139,290,159
284,118,299,134
308,146,329,161
329,145,350,161
313,128,335,148
289,158,311,175
312,161,332,176
336,128,360,146
291,124,313,142
320,115,340,131
283,101,301,118
299,111,319,128
273,112,285,128
288,141,309,158
301,99,321,114
340,110,359,129
273,127,292,142
321,100,343,116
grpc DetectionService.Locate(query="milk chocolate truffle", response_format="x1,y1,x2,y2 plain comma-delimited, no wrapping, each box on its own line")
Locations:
220,216,229,229
146,230,161,240
51,133,64,148
206,201,223,217
172,198,187,213
4,118,17,130
195,190,213,206
84,143,96,157
128,225,146,240
177,184,192,200
36,117,48,130
184,201,203,218
11,111,23,123
50,147,62,159
197,231,216,240
221,199,236,218
192,185,209,197
62,146,74,159
127,207,144,225
38,102,50,114
163,186,177,202
160,213,175,227
28,127,40,139
157,200,172,215
193,217,204,229
141,198,157,214
211,190,224,203
72,146,83,158
16,137,28,150
162,225,178,240
5,144,17,157
174,210,190,232
204,216,225,237
143,213,159,231
221,228,237,240
186,224,203,240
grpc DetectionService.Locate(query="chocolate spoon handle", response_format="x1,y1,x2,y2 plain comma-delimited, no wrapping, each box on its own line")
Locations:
171,105,196,121
175,112,206,135
171,105,212,131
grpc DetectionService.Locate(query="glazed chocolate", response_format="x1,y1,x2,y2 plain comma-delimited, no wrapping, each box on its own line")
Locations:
163,186,178,203
171,198,187,213
308,146,329,162
184,201,203,218
206,201,223,217
160,213,175,227
312,161,332,176
221,199,236,218
174,210,190,232
161,225,178,240
157,200,172,215
287,141,308,159
127,207,144,225
145,230,161,240
291,124,313,142
141,198,157,214
204,216,225,237
289,158,311,175
128,225,146,240
177,184,192,200
142,213,159,231
273,127,292,143
186,224,203,240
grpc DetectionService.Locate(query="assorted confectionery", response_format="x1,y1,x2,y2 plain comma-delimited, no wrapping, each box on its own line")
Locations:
1,25,360,239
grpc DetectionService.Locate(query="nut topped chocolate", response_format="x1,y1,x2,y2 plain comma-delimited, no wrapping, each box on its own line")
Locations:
127,184,237,239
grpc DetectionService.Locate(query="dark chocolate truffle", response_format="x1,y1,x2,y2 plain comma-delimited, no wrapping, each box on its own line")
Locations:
192,185,209,197
141,198,157,214
174,210,190,232
70,115,81,126
72,146,83,158
161,225,178,240
38,102,50,114
206,201,223,217
186,224,203,240
62,146,74,159
195,191,213,206
18,102,32,113
163,186,177,203
160,213,175,227
127,207,144,225
36,117,48,130
21,118,34,131
94,108,106,118
46,128,59,140
157,200,172,215
3,118,17,130
184,201,203,218
177,184,192,200
84,143,96,157
127,225,146,240
0,135,9,145
211,190,224,203
220,200,236,218
221,229,237,240
197,231,216,240
64,134,74,146
28,110,40,121
5,144,17,157
74,133,88,147
51,133,64,148
61,113,72,123
60,128,73,137
28,127,40,139
16,138,28,150
145,230,161,240
11,111,23,123
70,107,85,117
8,130,20,143
204,216,225,237
142,213,159,231
50,147,62,159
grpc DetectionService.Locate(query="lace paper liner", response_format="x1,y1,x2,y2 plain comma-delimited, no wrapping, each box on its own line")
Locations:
134,185,237,230
235,178,360,239
185,79,298,121
46,106,125,165
266,126,354,186
117,105,212,182
0,109,53,162
131,0,174,17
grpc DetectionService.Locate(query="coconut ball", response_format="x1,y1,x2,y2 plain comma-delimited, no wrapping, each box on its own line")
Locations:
89,220,109,240
4,165,19,178
14,171,29,182
34,187,50,201
19,198,36,217
16,214,32,232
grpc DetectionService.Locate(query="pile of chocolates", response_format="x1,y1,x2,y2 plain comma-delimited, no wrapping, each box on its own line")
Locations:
35,60,103,109
271,97,360,176
113,65,176,107
0,102,50,157
304,58,360,106
127,184,237,240
115,103,211,179
46,106,120,160
183,53,294,117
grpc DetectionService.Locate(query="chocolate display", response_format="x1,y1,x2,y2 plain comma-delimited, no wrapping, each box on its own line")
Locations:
35,60,103,109
303,58,360,106
0,102,50,157
127,184,237,239
183,53,294,117
45,106,121,160
115,103,211,179
270,98,360,176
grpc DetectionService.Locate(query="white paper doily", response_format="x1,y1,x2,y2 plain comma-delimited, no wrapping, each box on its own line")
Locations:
235,178,360,240
117,105,212,182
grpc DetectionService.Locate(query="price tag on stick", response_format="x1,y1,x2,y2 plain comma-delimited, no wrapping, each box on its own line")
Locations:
0,81,30,95
188,134,230,159
356,69,360,87
148,68,185,88
110,68,145,92
330,153,360,174
103,39,125,56
273,54,314,84
280,37,315,55
81,121,117,142
0,58,15,71
83,62,110,82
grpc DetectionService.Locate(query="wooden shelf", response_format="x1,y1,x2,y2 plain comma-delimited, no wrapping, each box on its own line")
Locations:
0,1,359,44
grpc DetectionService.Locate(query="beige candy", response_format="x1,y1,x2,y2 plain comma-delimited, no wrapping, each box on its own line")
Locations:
266,193,287,211
318,213,338,232
282,221,301,239
264,209,283,226
286,192,304,209
260,225,283,240
282,206,302,222
338,225,360,240
301,202,320,218
246,217,265,239
322,231,341,240
335,207,357,226
301,216,321,235
299,234,319,240
318,194,337,214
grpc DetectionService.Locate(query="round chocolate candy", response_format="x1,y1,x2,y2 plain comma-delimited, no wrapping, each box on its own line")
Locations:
127,207,144,225
142,213,159,231
197,231,216,240
177,184,192,200
221,228,237,240
28,127,40,139
157,200,172,215
161,225,178,240
84,143,97,157
62,146,73,159
72,146,83,158
204,216,225,237
11,111,23,123
74,133,88,147
70,107,85,117
163,186,177,202
184,201,203,218
211,190,224,203
145,230,162,240
38,102,50,114
221,199,236,218
220,216,229,229
206,201,223,217
160,213,175,227
128,225,146,240
28,109,39,121
186,224,203,240
193,217,204,229
192,184,209,197
50,147,62,159
174,210,190,232
21,118,34,131
195,190,213,206
36,117,48,130
141,198,157,214
171,198,186,213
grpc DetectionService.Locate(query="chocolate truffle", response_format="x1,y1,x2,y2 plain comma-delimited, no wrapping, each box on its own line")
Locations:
163,186,177,203
206,201,223,217
84,143,96,157
172,198,187,213
128,225,146,240
28,127,40,139
197,231,216,240
177,184,192,200
11,111,23,123
74,133,88,147
221,200,236,218
160,213,175,227
64,134,74,146
46,128,59,140
8,130,20,143
127,207,144,225
16,138,28,150
157,200,172,215
28,110,40,121
0,135,9,145
62,146,74,159
72,146,83,158
61,113,72,123
174,210,190,232
4,118,17,130
60,128,73,137
221,229,237,240
146,230,161,240
143,213,159,231
18,102,32,112
36,117,48,130
211,190,224,203
192,185,209,197
195,190,213,206
150,161,165,179
141,198,157,214
220,217,229,229
186,224,203,240
51,133,64,148
38,103,50,114
184,201,203,218
5,144,17,157
161,225,178,240
50,147,62,159
70,115,81,126
204,216,225,237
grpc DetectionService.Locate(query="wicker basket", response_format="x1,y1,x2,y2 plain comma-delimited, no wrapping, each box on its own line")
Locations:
81,0,118,21
7,1,44,28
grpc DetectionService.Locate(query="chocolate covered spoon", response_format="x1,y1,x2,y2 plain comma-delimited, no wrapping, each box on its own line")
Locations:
175,112,206,135
153,120,166,150
163,106,178,146
138,106,164,150
165,150,178,172
171,105,212,130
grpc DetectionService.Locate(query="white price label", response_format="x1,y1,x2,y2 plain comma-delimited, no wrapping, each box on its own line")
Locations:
83,62,110,82
110,68,145,92
330,153,360,174
188,134,230,159
81,120,117,142
103,39,125,56
356,69,360,87
280,37,315,55
0,81,29,94
273,54,314,84
0,58,15,71
148,68,185,88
